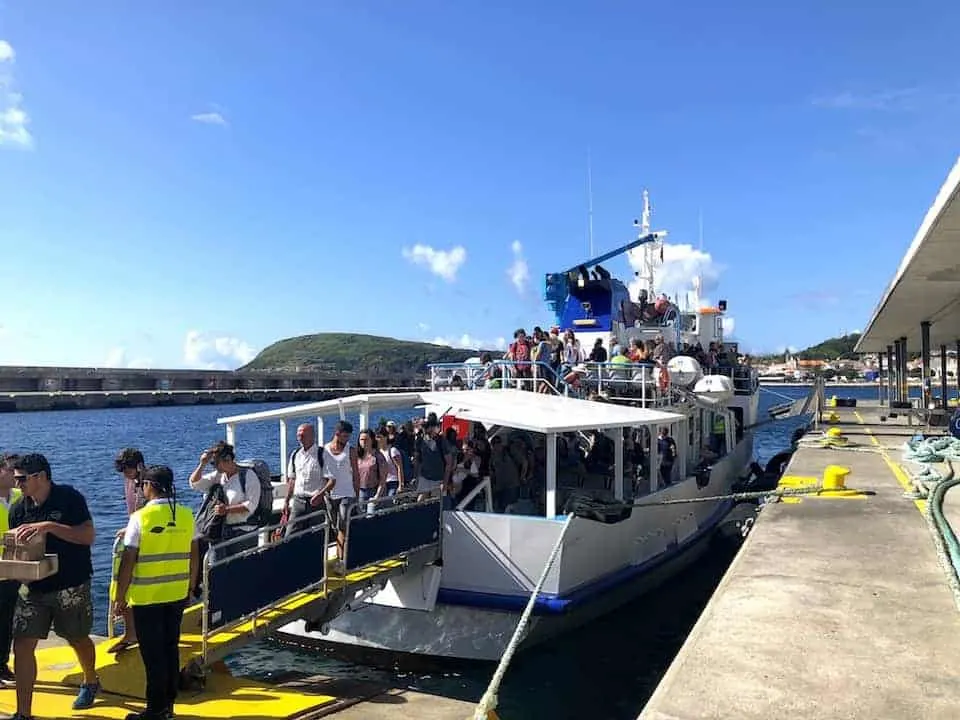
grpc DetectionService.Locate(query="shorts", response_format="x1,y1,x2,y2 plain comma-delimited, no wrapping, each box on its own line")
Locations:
325,495,356,531
14,580,93,641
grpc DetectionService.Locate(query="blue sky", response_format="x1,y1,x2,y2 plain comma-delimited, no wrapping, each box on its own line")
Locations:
1,1,959,368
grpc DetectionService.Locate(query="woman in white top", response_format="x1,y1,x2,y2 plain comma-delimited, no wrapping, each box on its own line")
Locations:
188,442,256,546
375,428,405,496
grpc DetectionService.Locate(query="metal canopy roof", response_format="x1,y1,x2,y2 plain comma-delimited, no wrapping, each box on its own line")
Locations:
218,388,685,433
856,156,960,353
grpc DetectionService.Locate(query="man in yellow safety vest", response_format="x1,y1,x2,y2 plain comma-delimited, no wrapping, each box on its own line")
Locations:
0,453,23,684
114,465,198,720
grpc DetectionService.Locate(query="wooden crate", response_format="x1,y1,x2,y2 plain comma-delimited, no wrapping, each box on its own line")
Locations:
2,531,45,562
0,554,59,582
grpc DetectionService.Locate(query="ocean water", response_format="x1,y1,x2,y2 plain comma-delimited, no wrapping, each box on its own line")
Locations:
0,385,881,719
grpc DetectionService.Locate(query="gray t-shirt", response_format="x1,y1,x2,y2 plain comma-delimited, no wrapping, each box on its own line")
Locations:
417,434,452,483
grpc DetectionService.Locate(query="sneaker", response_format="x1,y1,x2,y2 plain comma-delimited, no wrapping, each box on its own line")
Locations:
72,678,101,710
124,711,171,720
0,664,14,684
1,713,34,720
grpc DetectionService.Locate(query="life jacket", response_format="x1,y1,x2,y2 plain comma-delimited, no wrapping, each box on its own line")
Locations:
127,502,195,606
0,488,22,535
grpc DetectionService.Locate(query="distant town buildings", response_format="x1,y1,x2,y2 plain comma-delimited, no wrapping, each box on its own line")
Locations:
755,349,958,382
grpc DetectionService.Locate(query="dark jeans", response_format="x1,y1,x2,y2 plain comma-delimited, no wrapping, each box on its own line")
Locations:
133,600,186,713
660,462,675,486
0,580,18,667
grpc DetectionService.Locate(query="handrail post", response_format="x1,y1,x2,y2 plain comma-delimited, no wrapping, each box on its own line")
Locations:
201,548,211,666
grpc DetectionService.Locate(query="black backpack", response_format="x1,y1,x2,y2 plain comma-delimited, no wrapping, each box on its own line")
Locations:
236,460,275,526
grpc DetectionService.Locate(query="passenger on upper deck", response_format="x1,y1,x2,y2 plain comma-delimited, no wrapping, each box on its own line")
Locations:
588,338,607,363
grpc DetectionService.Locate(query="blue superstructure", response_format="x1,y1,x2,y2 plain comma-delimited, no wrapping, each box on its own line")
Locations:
543,231,661,330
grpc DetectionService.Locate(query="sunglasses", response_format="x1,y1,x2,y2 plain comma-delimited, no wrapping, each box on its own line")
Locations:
12,471,40,485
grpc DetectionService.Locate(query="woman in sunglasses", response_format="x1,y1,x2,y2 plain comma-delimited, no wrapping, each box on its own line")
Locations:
108,448,147,654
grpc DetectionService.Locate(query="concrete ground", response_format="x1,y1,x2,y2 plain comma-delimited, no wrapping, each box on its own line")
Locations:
638,404,960,720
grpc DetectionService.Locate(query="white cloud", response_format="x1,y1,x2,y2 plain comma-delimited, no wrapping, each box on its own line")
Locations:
401,244,466,282
103,347,154,369
417,322,430,332
627,242,724,304
191,111,228,126
431,334,507,352
0,39,32,149
183,330,257,370
507,240,529,293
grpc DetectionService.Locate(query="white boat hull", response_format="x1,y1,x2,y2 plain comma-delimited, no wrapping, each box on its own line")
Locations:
274,435,752,661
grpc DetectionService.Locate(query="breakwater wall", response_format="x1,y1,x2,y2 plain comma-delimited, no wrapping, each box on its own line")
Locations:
0,365,425,412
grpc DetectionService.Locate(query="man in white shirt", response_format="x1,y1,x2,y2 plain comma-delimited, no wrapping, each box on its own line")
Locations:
283,423,325,537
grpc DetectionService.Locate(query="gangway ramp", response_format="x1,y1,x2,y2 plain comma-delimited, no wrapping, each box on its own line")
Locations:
0,498,443,719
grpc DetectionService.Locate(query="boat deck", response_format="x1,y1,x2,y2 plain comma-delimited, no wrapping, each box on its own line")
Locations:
638,403,960,719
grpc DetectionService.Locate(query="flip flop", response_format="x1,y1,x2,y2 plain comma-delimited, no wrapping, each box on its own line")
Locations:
107,639,136,653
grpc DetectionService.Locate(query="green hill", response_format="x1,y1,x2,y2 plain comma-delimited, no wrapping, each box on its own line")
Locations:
241,333,494,374
796,332,862,360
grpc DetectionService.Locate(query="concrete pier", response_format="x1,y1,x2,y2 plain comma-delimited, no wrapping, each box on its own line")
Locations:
638,403,960,720
0,365,425,412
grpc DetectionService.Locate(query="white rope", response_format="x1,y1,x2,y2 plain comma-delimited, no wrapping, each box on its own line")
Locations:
472,513,576,720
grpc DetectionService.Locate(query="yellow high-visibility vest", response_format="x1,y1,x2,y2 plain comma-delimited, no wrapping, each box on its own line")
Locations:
713,417,726,434
128,502,194,606
0,488,23,535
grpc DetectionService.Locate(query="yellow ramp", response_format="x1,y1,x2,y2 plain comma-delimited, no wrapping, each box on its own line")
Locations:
0,671,334,720
5,558,408,718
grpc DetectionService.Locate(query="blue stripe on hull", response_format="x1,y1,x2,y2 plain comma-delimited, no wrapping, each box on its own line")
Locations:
436,498,735,615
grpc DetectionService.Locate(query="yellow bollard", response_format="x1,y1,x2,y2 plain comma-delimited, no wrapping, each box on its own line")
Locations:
826,427,844,439
823,465,851,490
829,395,838,408
827,411,840,423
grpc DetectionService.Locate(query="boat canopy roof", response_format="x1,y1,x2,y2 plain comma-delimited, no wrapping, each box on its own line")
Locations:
217,389,685,433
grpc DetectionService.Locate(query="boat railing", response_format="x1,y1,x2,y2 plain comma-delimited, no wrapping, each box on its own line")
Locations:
456,476,493,512
427,360,675,406
702,364,759,394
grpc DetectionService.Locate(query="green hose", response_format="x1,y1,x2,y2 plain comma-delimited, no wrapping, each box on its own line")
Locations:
925,462,960,611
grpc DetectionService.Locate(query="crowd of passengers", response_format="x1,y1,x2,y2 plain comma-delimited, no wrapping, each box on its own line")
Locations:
457,325,749,395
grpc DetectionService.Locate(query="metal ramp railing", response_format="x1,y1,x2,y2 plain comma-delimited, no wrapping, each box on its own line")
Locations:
107,496,444,681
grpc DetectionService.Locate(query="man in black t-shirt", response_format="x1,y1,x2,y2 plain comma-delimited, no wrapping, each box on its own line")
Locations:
9,453,101,718
657,427,678,486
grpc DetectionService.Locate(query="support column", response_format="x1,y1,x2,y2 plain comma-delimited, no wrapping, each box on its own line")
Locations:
279,419,288,479
886,344,895,408
317,416,326,443
921,322,932,409
545,433,557,518
956,340,960,404
899,336,909,405
893,340,903,404
613,429,624,501
940,345,949,410
877,352,884,404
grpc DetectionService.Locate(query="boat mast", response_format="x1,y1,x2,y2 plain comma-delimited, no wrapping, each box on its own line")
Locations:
635,189,662,299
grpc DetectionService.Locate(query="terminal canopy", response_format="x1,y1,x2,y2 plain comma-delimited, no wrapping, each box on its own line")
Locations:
856,156,960,353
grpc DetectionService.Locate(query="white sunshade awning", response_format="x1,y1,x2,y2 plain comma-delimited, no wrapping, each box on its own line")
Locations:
418,389,686,433
856,155,960,353
217,391,426,425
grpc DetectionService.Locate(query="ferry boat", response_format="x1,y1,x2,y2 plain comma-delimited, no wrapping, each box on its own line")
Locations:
215,192,766,661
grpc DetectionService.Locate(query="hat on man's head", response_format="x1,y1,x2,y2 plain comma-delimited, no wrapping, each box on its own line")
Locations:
424,412,440,429
386,420,397,429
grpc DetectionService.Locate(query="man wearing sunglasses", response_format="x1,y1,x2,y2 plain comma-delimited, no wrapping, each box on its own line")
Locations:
8,453,100,720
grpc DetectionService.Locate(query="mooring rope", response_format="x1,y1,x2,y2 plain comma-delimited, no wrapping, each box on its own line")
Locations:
472,513,576,720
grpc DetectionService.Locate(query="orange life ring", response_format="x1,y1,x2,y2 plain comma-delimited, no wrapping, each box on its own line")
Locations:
659,365,670,393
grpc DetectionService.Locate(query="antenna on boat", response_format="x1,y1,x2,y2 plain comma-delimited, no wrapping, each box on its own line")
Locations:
587,148,595,257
